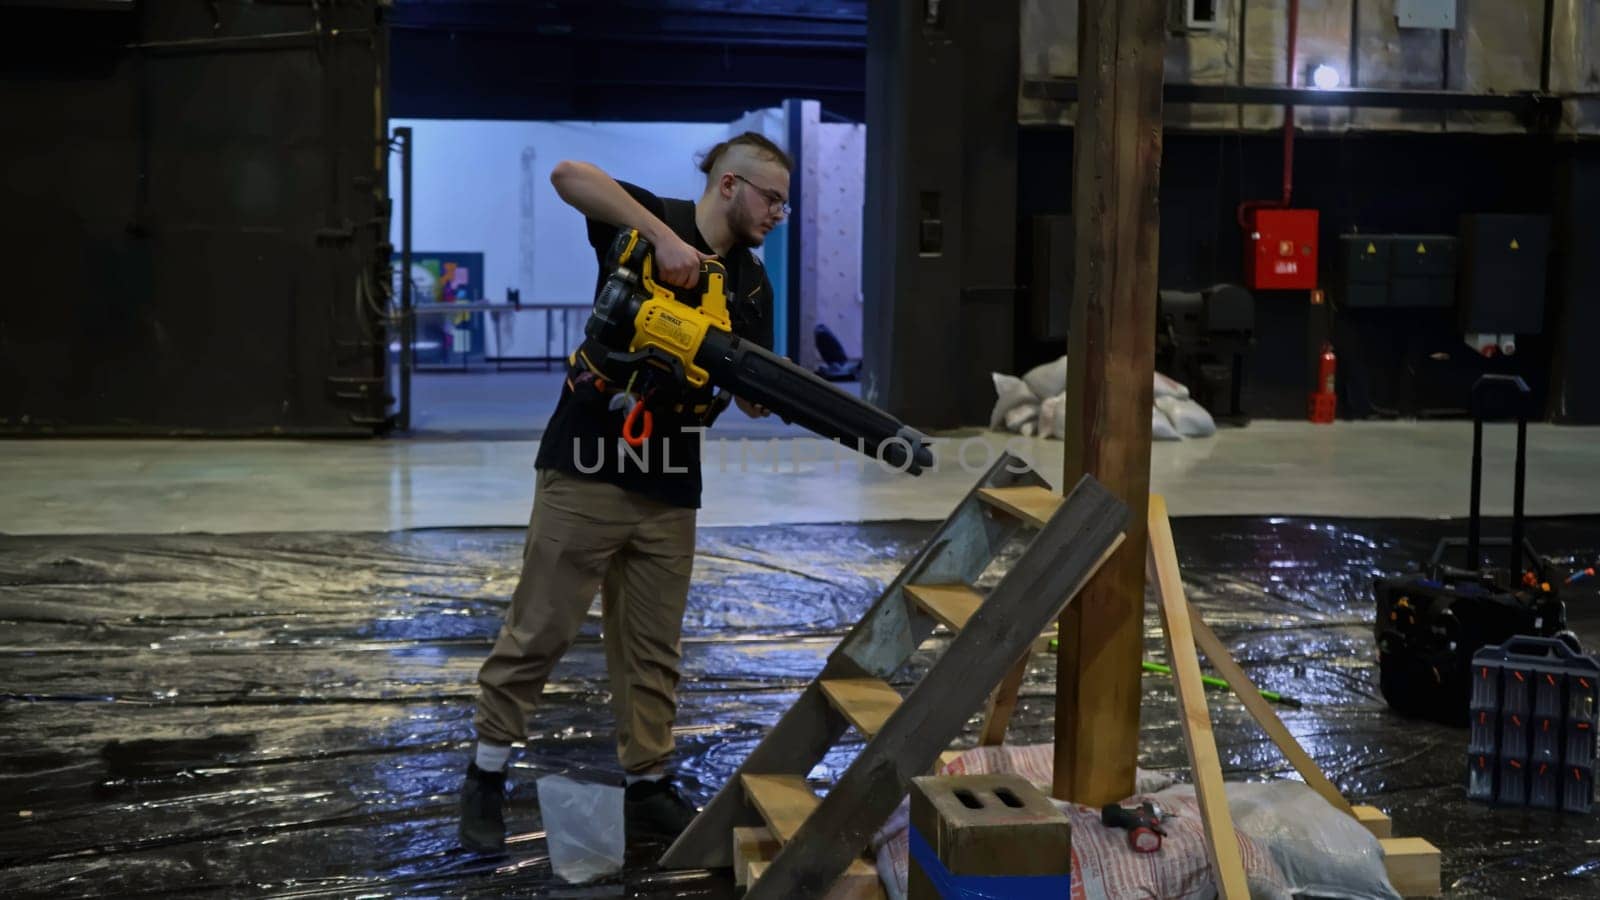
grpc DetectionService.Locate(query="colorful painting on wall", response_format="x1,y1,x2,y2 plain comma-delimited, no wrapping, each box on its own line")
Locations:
394,251,486,366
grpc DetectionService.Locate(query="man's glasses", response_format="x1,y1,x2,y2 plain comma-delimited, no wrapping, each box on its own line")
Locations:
732,174,792,217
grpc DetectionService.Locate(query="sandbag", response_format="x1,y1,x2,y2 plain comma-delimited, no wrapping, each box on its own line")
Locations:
1073,786,1294,900
1156,395,1217,438
988,372,1038,430
1197,781,1402,900
1003,401,1039,432
1153,405,1182,441
1155,371,1191,400
871,744,1296,900
1038,391,1067,440
1022,354,1068,399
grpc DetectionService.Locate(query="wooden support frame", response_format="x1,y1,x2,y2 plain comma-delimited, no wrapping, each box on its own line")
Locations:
978,495,1442,897
1147,495,1250,898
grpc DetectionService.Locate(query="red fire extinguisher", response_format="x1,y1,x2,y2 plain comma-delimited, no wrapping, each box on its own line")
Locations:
1310,342,1337,423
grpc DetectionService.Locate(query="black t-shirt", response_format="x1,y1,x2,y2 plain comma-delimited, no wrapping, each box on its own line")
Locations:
533,181,776,509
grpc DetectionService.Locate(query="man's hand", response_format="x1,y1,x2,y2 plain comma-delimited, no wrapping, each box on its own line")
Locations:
736,397,770,419
653,233,715,290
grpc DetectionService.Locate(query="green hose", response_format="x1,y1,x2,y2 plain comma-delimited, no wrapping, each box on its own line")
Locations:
1141,660,1303,708
1045,638,1304,708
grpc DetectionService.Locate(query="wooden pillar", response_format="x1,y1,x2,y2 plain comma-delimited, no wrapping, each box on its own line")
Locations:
1052,0,1165,805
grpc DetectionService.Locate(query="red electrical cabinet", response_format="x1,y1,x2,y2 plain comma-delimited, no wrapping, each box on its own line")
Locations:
1247,209,1319,291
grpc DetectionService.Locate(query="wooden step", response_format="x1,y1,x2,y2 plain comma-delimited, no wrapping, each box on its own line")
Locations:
741,774,820,844
820,678,903,739
748,858,885,899
977,485,1061,528
904,582,984,632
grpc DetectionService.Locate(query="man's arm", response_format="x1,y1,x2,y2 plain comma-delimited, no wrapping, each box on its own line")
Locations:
550,160,710,288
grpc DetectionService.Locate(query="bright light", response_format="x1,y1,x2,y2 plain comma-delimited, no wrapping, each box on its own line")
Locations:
1312,64,1341,90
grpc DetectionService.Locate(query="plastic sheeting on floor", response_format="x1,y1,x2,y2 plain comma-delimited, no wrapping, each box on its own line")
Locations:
1,516,1597,898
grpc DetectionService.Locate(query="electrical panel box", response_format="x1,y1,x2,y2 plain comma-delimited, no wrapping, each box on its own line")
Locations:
1459,214,1551,335
1397,0,1457,30
1337,236,1389,308
1390,235,1457,308
1247,209,1319,291
1336,234,1457,309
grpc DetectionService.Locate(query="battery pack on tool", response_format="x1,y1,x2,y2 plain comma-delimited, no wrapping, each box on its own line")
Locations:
583,228,935,474
1465,636,1599,813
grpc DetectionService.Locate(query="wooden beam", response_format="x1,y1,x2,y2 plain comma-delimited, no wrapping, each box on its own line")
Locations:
1380,837,1442,897
747,859,885,899
1053,0,1166,806
1188,609,1356,816
979,655,1029,745
1146,495,1250,899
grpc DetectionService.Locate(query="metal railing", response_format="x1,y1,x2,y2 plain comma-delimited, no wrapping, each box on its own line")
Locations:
407,301,589,372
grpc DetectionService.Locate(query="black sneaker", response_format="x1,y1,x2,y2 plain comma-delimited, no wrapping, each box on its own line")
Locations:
458,763,507,854
624,777,698,841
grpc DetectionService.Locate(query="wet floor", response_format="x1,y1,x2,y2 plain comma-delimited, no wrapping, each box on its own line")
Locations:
1,516,1598,898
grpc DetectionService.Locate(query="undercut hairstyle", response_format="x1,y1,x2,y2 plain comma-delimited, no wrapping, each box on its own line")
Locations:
697,132,794,176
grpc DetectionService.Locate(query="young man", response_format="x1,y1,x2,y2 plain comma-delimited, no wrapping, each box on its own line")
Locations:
458,132,792,854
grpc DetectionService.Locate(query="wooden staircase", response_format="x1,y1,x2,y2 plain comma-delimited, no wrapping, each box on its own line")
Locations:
657,453,1129,897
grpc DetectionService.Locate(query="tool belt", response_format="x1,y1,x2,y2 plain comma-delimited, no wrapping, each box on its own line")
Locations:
564,340,732,441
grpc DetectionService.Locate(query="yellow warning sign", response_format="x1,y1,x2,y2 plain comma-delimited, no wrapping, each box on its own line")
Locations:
1510,238,1520,250
1366,242,1377,254
1416,242,1427,254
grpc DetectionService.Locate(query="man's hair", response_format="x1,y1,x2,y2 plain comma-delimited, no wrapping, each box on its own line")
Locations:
697,132,794,176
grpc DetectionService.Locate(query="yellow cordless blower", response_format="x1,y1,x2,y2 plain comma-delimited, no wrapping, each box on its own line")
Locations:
581,228,935,475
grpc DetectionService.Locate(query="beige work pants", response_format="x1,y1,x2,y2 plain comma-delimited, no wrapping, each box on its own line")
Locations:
474,468,696,774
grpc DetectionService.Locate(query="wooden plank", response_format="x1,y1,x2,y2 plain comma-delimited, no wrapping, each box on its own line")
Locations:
748,859,885,899
1053,0,1165,809
1188,609,1356,816
976,485,1061,528
1380,836,1441,897
979,654,1029,745
820,678,903,739
936,749,964,771
1352,805,1392,838
741,774,820,844
743,476,1127,899
904,582,984,632
733,826,780,888
1147,495,1250,900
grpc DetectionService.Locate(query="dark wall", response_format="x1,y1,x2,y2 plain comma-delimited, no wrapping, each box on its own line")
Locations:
0,1,391,436
861,0,1018,429
1017,128,1590,421
388,0,866,124
1551,146,1600,425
